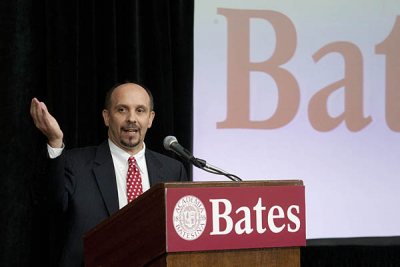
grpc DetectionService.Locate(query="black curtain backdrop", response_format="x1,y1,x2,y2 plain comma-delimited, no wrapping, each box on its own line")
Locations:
2,1,400,267
1,0,193,266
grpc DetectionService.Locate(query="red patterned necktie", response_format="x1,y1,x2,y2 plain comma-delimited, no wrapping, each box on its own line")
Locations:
126,156,143,203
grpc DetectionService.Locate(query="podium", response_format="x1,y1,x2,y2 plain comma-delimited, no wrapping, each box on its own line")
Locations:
84,180,305,266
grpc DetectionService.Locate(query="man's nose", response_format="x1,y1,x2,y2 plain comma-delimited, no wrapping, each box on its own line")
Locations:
127,111,137,122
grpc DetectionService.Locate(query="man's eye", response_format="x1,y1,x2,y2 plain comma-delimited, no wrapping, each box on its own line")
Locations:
137,108,145,113
118,107,126,113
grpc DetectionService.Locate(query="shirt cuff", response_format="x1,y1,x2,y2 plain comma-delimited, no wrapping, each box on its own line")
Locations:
47,143,65,159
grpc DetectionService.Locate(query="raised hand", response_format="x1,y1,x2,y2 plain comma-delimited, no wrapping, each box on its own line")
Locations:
30,98,64,148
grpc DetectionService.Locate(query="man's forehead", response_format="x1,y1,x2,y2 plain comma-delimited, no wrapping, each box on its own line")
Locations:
110,85,150,106
113,83,146,94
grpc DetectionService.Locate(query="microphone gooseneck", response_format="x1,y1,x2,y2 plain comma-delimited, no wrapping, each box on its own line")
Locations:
163,136,242,182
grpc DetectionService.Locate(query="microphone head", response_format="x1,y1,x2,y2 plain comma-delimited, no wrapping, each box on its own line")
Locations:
163,136,178,150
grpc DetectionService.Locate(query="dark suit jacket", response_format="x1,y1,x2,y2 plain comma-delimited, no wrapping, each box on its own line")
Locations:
48,141,189,267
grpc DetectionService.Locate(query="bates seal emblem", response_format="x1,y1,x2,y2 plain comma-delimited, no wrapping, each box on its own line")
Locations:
173,195,207,240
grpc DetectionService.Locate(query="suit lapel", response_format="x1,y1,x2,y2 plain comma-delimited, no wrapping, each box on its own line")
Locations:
146,150,165,186
92,141,119,216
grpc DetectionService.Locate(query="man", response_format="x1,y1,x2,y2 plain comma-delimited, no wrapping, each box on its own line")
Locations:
30,82,189,267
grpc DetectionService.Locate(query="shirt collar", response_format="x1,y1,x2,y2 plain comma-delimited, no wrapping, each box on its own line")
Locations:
108,139,146,167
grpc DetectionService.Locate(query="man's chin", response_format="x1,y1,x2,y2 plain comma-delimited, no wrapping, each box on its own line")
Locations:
121,140,141,149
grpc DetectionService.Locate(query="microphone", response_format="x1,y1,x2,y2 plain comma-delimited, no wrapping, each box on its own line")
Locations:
163,135,242,181
163,136,204,168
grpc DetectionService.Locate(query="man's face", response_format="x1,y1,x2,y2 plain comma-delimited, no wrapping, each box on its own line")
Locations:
102,83,155,155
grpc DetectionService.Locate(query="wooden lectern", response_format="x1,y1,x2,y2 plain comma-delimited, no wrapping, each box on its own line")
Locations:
84,181,305,267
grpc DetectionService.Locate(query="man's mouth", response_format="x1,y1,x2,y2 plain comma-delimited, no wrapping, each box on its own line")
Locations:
122,127,139,133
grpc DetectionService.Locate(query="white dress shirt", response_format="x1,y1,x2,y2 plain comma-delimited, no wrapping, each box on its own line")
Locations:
108,139,150,208
47,140,151,209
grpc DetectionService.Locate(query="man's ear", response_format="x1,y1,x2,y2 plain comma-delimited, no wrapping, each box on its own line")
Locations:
102,109,110,127
148,111,155,128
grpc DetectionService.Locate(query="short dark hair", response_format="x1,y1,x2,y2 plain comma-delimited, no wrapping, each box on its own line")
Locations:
104,82,154,111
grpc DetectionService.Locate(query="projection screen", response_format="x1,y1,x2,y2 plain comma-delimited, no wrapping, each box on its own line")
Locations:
193,0,400,240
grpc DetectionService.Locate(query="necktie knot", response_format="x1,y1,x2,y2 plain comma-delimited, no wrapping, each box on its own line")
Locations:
128,156,136,166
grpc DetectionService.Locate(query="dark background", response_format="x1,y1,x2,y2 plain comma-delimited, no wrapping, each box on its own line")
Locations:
1,0,399,266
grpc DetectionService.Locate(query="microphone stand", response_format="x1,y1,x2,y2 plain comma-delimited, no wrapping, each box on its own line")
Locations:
191,158,242,182
163,136,242,182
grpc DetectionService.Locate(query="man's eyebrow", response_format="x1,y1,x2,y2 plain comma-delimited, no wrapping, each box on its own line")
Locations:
114,104,149,110
114,104,128,108
136,104,149,109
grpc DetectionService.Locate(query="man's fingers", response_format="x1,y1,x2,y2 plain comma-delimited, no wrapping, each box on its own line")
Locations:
30,98,40,123
31,99,42,128
34,101,45,128
31,98,50,132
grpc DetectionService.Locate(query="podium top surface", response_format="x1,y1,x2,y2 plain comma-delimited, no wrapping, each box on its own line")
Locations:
159,179,303,189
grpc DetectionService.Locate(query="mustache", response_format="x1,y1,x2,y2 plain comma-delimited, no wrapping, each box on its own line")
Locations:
121,123,139,131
